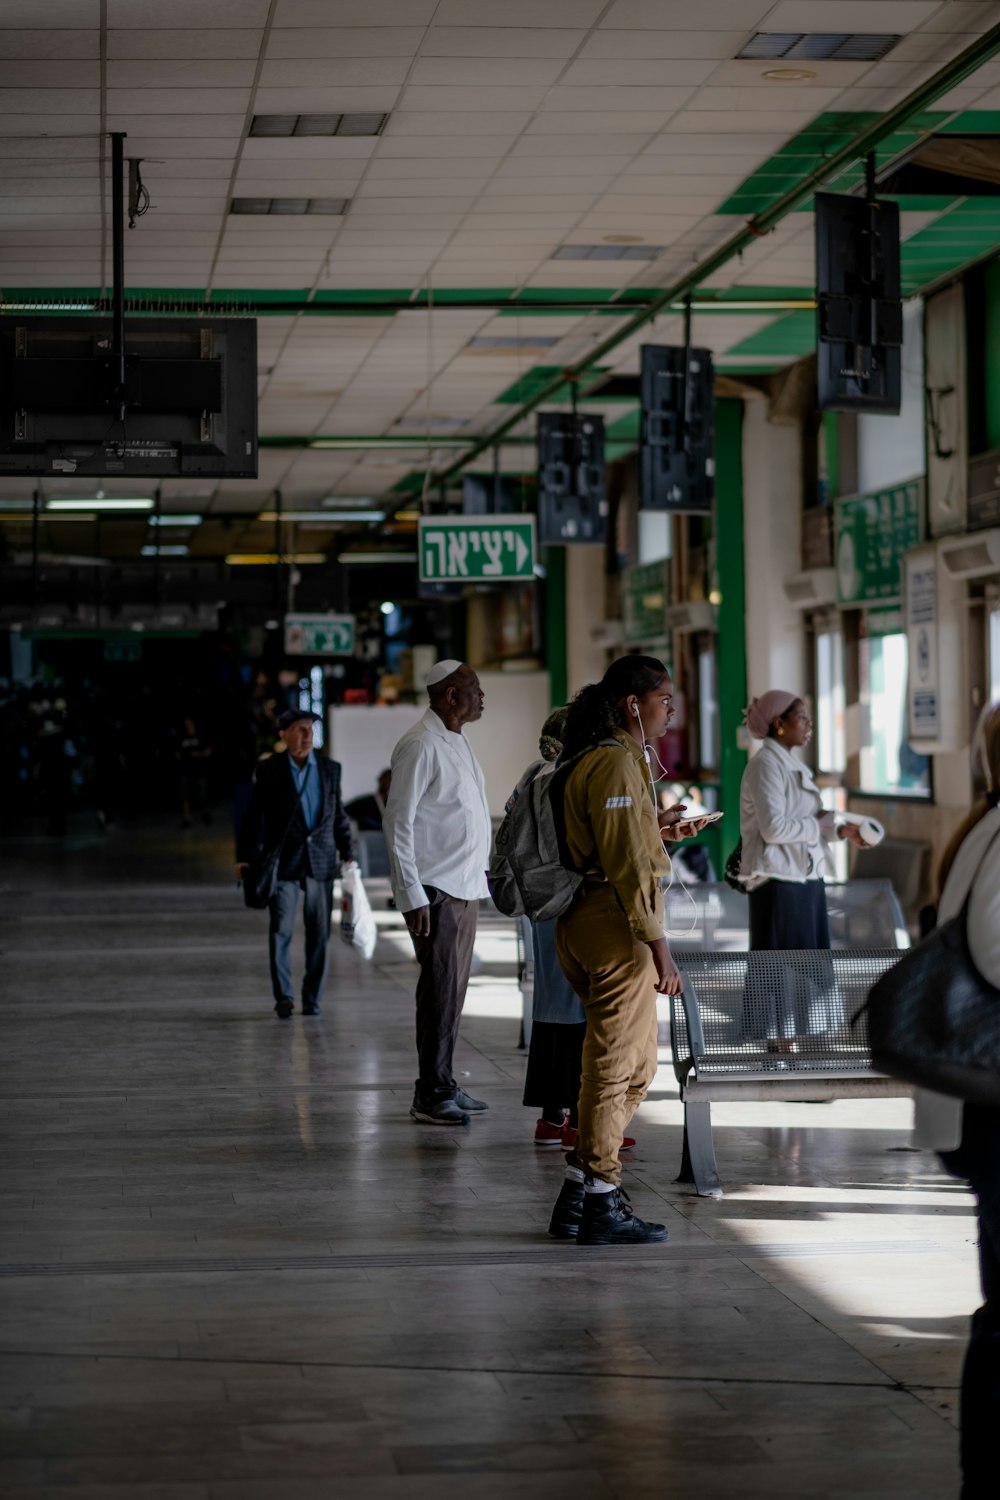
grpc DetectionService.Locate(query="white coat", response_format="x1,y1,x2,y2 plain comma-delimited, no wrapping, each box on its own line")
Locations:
383,708,491,913
738,736,837,889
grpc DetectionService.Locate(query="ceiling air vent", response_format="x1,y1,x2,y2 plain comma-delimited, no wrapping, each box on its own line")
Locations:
231,198,350,215
739,34,900,62
250,113,388,137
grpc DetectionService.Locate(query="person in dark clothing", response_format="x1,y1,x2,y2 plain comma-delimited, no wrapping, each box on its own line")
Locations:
345,768,392,831
235,708,354,1019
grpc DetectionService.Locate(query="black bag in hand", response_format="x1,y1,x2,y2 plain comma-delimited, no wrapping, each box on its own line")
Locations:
240,771,307,911
242,848,281,910
723,839,744,892
860,831,1000,1107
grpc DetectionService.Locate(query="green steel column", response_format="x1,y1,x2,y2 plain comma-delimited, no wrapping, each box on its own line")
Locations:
543,544,568,708
715,398,748,860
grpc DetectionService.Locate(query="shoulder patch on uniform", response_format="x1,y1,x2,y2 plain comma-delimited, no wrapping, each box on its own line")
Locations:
604,795,632,809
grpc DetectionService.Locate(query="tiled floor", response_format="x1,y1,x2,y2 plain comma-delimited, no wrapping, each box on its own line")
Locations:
0,822,982,1499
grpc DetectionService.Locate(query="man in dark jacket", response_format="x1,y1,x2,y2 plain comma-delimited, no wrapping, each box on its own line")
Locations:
235,708,354,1018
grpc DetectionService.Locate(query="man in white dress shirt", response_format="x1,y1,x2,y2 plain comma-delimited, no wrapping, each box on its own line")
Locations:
383,660,492,1126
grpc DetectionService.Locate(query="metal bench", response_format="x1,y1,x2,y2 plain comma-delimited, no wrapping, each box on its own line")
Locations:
669,947,910,1198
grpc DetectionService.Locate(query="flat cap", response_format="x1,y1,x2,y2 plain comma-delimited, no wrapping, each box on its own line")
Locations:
277,707,321,731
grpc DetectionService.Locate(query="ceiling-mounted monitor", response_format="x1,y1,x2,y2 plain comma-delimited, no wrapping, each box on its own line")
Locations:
639,344,715,513
536,411,607,544
0,316,258,477
815,191,902,414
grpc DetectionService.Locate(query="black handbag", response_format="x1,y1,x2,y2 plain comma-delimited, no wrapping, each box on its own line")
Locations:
723,839,744,892
859,828,1000,1107
241,769,307,910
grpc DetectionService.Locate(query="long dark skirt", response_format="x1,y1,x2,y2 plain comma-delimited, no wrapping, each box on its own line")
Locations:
742,880,838,1041
522,1021,586,1110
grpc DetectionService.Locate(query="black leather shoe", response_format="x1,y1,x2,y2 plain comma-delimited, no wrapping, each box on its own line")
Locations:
274,997,294,1019
548,1179,585,1239
301,1003,320,1016
576,1186,668,1246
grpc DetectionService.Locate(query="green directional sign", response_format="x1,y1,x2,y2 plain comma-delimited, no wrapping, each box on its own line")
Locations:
624,558,671,642
835,479,924,606
419,515,536,583
284,613,355,656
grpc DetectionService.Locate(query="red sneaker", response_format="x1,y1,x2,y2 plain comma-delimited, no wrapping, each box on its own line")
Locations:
560,1123,636,1151
533,1116,566,1145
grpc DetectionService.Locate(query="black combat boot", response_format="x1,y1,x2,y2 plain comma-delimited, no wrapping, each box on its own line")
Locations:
548,1178,585,1239
576,1185,668,1245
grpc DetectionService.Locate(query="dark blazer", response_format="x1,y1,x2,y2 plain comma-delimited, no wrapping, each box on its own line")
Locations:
237,752,354,882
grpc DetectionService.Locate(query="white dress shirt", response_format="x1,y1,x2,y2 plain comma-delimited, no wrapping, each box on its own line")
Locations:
383,707,492,912
913,804,1000,1151
738,736,838,888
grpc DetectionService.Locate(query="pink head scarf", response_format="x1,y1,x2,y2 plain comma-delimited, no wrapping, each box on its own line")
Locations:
743,690,798,741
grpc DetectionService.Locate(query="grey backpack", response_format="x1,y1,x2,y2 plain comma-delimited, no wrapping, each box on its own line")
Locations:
488,740,618,923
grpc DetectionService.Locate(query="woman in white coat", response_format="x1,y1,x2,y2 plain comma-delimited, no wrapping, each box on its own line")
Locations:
916,702,1000,1500
738,690,869,1047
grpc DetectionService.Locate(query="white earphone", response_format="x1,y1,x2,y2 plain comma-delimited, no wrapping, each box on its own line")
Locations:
631,703,639,717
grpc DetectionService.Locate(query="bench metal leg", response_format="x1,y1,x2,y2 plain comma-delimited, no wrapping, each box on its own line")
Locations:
677,1101,723,1199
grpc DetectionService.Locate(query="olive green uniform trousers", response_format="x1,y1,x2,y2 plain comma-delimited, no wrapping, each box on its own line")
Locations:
555,883,661,1186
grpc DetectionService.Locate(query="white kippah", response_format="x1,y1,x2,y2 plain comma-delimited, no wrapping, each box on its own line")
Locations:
423,658,463,688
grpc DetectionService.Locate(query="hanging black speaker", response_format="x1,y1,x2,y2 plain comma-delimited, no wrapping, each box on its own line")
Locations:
536,411,607,544
815,191,902,414
639,344,715,513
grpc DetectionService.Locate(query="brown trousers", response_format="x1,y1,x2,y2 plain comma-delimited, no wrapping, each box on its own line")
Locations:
555,884,660,1185
410,886,479,1098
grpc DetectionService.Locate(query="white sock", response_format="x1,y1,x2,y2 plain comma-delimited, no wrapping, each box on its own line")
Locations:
584,1177,615,1194
564,1166,584,1184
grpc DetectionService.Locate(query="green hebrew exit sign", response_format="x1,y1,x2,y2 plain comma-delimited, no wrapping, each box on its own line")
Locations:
418,515,536,583
284,613,355,656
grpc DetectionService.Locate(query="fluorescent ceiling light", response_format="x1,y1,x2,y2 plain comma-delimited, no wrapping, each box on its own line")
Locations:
668,299,816,311
46,497,154,512
1,300,95,311
250,112,387,138
141,544,188,557
259,509,385,523
738,33,900,62
337,552,417,565
231,197,350,215
148,513,202,527
226,552,327,565
0,498,35,511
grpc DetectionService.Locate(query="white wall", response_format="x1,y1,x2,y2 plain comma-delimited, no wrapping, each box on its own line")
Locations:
742,393,807,700
466,669,552,814
565,545,608,698
328,704,425,803
857,298,925,494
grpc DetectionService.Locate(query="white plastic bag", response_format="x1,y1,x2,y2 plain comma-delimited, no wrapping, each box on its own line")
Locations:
339,863,376,961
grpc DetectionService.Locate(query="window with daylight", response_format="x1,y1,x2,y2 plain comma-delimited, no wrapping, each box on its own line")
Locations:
859,630,930,797
815,627,846,774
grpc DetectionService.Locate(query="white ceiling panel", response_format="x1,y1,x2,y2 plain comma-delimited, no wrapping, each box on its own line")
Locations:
386,112,531,136
365,156,502,180
766,1,940,29
0,29,99,58
668,109,821,132
107,28,262,58
579,30,745,59
242,137,377,161
398,85,552,111
266,27,424,57
0,0,99,22
423,27,586,58
541,86,695,111
561,59,717,86
107,88,251,113
434,0,605,25
107,116,246,139
108,0,271,25
527,112,673,134
274,0,437,23
376,136,519,158
252,87,402,112
108,59,256,87
0,89,98,114
509,133,653,156
599,0,771,29
706,59,873,87
689,86,846,112
258,58,411,87
409,57,567,86
0,61,100,87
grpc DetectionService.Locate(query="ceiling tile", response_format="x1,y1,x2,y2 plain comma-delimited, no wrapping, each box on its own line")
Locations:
258,58,410,87
243,137,377,160
423,27,585,58
253,87,402,112
108,59,257,87
398,85,551,111
266,27,425,57
599,1,771,28
667,108,820,132
386,112,530,136
105,116,246,139
0,89,98,114
527,112,672,134
920,3,999,31
579,30,745,59
107,88,250,114
109,0,271,24
433,0,605,24
0,61,100,87
274,0,437,22
108,28,262,58
541,86,695,111
0,0,99,22
409,58,567,86
766,0,940,30
561,59,717,86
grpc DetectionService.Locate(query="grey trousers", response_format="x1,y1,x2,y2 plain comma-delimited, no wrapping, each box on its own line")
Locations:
410,886,478,1098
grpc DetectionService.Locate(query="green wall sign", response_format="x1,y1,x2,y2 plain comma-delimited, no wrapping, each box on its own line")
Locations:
418,515,536,583
623,558,671,642
284,613,355,656
835,479,924,606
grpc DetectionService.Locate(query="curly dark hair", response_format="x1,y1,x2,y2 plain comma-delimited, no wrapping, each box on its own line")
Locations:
561,655,668,757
